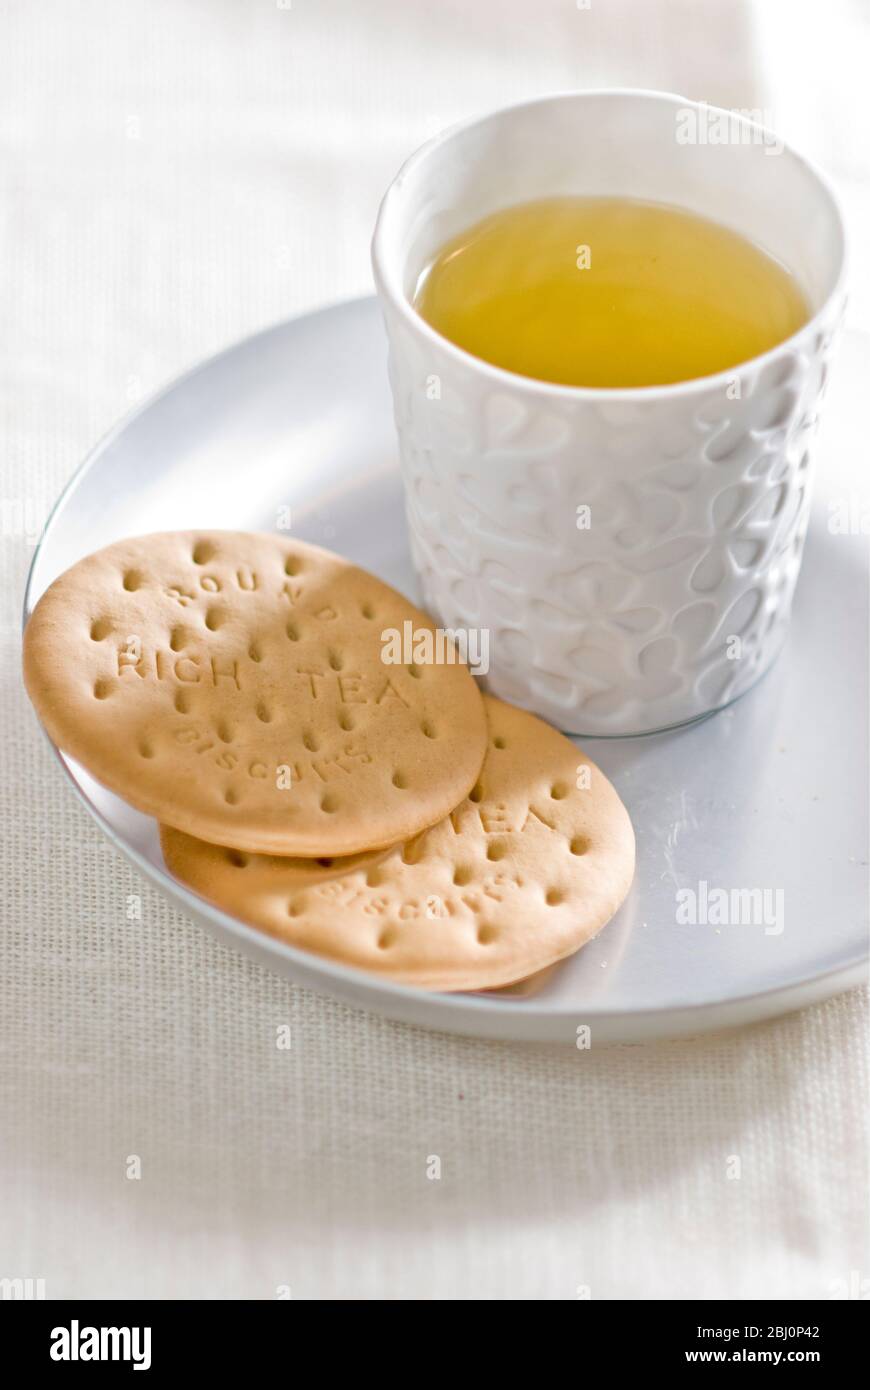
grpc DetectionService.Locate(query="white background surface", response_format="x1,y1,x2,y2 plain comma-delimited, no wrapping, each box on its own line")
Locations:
2,0,867,1299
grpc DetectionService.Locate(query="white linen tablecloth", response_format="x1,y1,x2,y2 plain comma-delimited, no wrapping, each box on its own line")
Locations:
1,0,867,1300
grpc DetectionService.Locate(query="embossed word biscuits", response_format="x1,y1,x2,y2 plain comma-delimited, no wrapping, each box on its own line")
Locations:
160,696,635,991
23,532,487,855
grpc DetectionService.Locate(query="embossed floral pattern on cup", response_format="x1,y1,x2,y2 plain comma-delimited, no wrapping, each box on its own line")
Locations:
373,92,847,734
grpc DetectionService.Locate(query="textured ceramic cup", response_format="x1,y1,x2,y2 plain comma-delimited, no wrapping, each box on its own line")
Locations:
372,90,847,736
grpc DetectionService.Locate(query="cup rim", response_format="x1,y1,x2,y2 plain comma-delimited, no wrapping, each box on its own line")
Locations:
371,87,849,402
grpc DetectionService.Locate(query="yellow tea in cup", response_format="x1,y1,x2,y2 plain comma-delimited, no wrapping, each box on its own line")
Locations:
414,196,809,388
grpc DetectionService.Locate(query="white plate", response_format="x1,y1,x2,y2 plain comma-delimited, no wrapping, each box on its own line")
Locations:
23,297,869,1042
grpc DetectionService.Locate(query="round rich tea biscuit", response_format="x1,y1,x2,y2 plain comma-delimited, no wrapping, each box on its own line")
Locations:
23,531,487,855
159,696,635,991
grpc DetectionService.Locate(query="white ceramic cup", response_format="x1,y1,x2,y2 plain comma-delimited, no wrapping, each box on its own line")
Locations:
372,90,847,736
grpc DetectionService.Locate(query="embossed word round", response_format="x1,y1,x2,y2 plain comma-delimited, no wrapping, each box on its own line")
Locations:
160,696,636,991
24,531,488,854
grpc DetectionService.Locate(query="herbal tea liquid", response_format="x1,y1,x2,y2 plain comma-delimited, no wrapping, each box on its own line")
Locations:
414,196,809,388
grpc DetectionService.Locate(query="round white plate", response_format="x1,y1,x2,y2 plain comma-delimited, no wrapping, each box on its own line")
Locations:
24,297,868,1042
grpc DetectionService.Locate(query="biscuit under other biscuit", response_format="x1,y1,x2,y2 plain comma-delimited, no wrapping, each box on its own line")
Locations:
23,531,487,855
160,696,635,991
